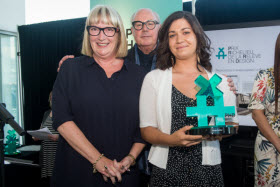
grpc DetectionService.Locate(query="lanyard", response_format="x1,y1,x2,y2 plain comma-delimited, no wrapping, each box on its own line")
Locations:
134,44,156,71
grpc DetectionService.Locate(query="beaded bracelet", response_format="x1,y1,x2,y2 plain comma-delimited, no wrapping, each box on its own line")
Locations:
128,154,136,166
93,153,104,174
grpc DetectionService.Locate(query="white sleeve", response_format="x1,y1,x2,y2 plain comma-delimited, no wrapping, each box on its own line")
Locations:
140,73,158,128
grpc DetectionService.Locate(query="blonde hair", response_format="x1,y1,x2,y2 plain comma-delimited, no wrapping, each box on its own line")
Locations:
81,5,127,57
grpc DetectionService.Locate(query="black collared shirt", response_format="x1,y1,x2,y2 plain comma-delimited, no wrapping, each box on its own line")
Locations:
52,56,146,186
137,46,155,72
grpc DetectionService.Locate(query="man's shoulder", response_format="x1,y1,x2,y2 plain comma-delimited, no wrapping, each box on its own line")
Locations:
63,56,92,67
65,55,90,63
125,58,146,74
126,46,136,62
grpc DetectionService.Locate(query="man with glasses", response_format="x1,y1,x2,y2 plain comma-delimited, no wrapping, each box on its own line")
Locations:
126,8,160,72
125,9,160,187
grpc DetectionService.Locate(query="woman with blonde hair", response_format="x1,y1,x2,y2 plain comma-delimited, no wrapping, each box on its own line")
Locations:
51,5,146,187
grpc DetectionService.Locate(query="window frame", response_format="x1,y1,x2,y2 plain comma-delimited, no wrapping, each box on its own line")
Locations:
0,29,24,145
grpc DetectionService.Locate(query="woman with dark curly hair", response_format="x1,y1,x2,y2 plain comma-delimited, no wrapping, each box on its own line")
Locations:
140,11,238,186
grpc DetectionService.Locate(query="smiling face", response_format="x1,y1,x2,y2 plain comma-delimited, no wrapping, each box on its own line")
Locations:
168,18,197,61
132,9,160,53
89,21,119,59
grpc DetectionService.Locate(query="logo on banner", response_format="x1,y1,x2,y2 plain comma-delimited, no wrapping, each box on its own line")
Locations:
216,48,227,59
228,46,261,63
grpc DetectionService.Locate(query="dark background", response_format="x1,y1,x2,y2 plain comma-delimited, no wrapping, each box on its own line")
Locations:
18,17,86,144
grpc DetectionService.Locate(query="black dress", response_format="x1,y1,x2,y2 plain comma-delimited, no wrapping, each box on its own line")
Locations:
150,85,224,187
51,56,146,187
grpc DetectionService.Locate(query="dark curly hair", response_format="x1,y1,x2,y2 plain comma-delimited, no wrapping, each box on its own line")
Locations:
274,33,280,114
156,11,212,72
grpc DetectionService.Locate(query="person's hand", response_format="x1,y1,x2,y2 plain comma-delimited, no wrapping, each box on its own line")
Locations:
170,126,203,147
32,137,40,141
47,134,59,141
57,55,74,72
96,156,122,184
115,156,134,174
223,75,237,94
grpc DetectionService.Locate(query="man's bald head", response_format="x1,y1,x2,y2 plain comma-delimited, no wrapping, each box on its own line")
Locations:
131,8,160,24
131,9,161,54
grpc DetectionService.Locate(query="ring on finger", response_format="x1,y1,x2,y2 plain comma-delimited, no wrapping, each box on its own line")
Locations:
104,165,108,170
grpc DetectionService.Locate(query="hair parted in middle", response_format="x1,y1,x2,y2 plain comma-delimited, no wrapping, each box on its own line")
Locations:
156,11,212,72
81,5,127,58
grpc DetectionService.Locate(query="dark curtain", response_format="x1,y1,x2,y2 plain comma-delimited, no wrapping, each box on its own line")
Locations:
183,2,192,12
18,17,86,145
194,0,280,26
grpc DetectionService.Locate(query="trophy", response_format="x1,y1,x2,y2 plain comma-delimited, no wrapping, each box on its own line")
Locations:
187,74,237,135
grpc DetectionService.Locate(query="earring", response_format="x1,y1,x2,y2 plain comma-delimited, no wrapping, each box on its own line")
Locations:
197,55,200,63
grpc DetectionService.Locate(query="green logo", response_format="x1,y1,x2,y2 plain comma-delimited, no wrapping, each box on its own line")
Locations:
216,48,227,59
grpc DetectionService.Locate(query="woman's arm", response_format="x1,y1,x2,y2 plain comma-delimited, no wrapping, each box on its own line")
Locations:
252,109,280,152
247,70,280,150
116,143,146,173
58,121,122,184
57,121,99,161
141,126,202,147
127,143,146,160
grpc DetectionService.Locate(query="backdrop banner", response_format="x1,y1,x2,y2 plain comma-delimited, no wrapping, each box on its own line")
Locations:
206,24,280,126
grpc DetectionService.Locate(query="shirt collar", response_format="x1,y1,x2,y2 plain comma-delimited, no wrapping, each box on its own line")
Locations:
135,43,158,56
87,56,128,71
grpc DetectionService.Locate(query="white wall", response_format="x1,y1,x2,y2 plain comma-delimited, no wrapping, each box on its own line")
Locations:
0,0,25,33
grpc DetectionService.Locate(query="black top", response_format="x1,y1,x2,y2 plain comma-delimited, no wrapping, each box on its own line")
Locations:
51,56,147,187
137,47,154,72
126,44,156,175
150,86,224,186
126,44,156,72
126,45,137,63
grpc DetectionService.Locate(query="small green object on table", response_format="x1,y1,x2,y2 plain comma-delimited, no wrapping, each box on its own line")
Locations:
4,130,20,155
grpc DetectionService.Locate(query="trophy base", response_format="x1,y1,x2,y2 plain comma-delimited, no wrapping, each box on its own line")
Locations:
189,125,237,135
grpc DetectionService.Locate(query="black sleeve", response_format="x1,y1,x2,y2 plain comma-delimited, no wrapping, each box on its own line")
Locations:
133,67,148,144
52,61,74,131
133,125,146,144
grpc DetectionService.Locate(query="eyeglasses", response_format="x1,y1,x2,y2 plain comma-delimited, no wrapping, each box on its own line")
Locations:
86,26,120,37
132,20,159,31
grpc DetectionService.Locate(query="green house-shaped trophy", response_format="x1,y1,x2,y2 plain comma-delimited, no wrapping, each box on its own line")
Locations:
186,74,237,135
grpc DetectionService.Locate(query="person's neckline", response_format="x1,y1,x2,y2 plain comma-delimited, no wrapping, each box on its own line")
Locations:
137,45,156,56
172,84,197,101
